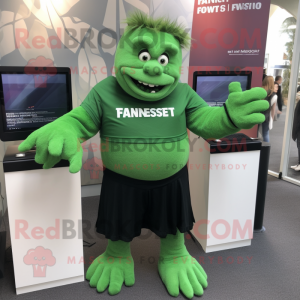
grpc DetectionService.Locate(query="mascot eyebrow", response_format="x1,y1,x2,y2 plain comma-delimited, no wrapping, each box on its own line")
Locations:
131,36,179,55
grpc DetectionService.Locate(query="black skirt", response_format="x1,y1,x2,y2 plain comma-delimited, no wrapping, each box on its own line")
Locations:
96,165,195,242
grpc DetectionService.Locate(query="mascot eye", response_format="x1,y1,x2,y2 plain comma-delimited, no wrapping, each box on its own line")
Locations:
139,51,151,62
158,54,169,66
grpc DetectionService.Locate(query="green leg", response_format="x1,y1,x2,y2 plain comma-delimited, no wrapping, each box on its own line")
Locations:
86,240,135,295
159,230,208,299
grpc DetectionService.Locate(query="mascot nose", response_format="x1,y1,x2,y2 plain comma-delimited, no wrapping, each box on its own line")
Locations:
143,61,163,76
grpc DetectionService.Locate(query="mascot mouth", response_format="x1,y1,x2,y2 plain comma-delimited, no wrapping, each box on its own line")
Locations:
121,68,175,100
130,77,165,94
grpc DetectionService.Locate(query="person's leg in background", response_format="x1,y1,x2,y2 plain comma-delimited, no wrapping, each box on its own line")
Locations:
261,122,270,142
295,137,300,171
277,104,281,119
298,137,300,163
291,135,300,170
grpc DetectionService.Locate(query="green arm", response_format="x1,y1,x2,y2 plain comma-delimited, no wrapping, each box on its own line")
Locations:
18,106,99,173
187,105,239,139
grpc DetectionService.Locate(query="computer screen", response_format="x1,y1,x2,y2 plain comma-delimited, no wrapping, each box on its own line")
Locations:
194,72,252,107
0,67,72,141
2,73,69,130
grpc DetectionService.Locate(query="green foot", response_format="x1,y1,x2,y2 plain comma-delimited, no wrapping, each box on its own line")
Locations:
159,231,208,298
86,240,135,295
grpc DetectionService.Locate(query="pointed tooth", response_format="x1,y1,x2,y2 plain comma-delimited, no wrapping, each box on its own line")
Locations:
138,81,142,83
151,91,156,93
143,82,148,85
149,84,154,87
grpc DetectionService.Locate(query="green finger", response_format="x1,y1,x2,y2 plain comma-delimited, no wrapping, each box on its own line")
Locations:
43,155,61,170
165,273,179,297
158,265,165,283
179,270,193,299
69,147,83,173
90,264,104,288
35,139,49,165
86,257,102,280
86,266,97,281
61,135,78,157
97,268,110,293
48,135,64,156
193,265,208,288
228,82,242,94
244,100,269,114
108,268,124,295
244,113,266,126
242,87,268,103
188,269,204,296
195,261,208,279
18,131,37,152
124,269,135,287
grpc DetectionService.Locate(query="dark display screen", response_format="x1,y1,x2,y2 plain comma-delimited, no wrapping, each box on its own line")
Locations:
196,75,249,107
1,73,69,131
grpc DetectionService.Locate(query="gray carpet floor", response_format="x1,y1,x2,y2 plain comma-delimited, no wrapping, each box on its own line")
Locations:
0,175,300,299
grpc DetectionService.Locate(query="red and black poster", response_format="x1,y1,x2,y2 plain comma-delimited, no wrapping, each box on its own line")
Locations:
189,0,271,136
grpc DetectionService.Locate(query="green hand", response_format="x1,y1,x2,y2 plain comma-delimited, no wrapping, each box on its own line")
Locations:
159,230,207,298
18,121,83,173
225,82,269,129
86,240,135,295
18,107,98,173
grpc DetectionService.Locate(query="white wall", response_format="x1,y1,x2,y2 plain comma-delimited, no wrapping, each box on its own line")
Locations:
265,5,293,77
271,0,299,18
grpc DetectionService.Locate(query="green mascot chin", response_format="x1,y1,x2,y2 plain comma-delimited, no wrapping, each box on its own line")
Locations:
19,12,268,298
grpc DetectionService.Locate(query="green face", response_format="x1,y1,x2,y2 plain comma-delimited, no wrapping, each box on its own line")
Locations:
115,28,182,101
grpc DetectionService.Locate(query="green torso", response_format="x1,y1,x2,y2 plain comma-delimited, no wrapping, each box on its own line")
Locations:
81,76,207,180
101,136,190,180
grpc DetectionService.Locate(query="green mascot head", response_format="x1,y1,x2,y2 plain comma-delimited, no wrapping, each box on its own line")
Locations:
114,12,191,102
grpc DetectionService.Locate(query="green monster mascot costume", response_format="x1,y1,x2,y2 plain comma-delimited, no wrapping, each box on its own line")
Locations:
19,12,268,298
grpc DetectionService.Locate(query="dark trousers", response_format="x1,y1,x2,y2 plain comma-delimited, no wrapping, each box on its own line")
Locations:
297,133,300,164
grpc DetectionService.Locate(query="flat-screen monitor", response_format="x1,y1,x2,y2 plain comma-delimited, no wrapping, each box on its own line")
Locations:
0,66,72,141
193,71,252,107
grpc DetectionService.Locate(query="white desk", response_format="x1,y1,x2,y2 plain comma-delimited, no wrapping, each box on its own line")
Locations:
4,146,84,294
189,133,260,253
